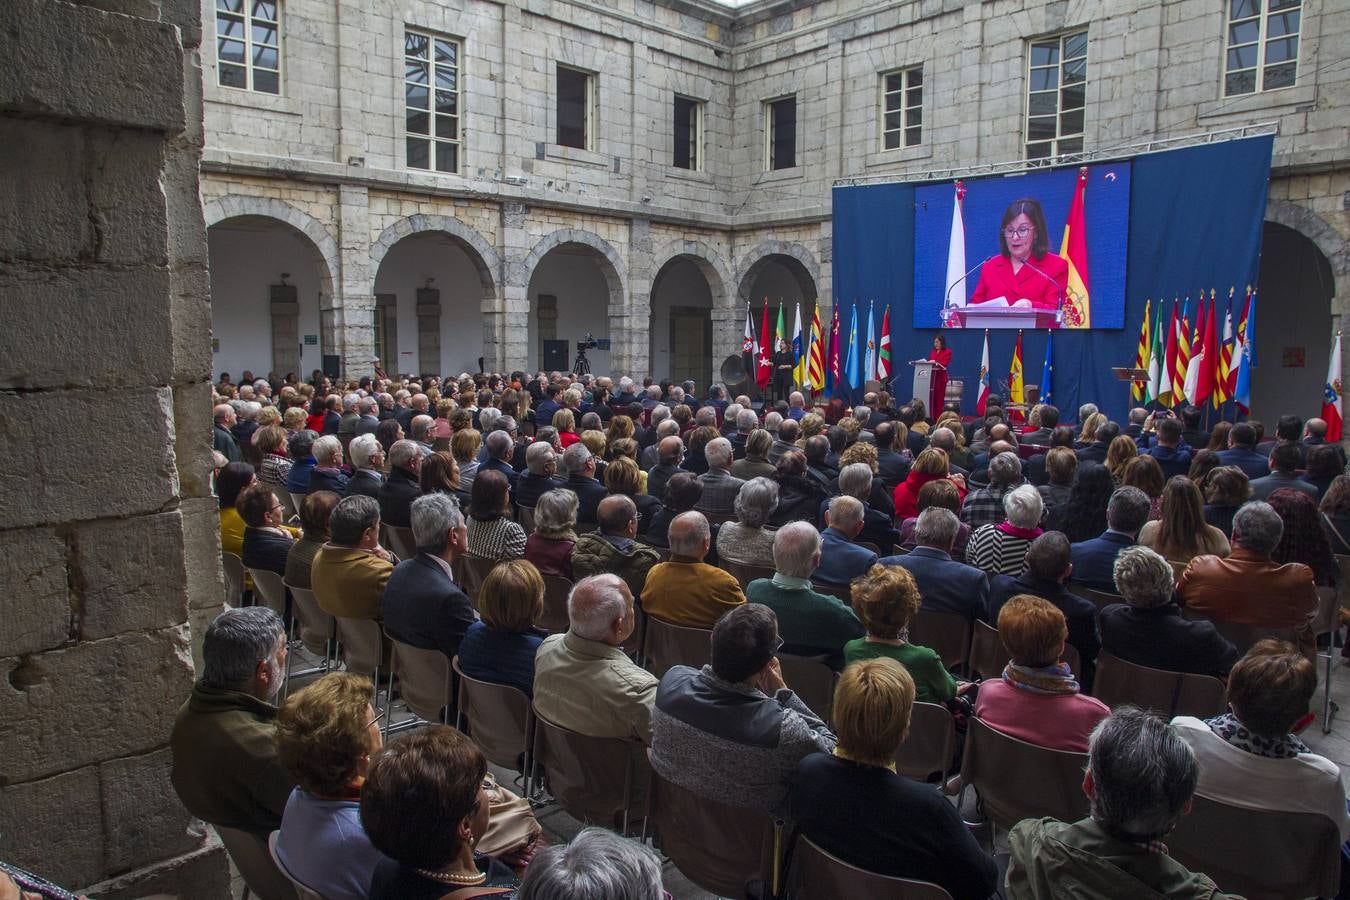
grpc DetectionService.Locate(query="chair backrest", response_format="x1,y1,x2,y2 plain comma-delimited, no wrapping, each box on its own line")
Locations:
516,504,537,533
649,760,779,899
383,524,418,561
1061,642,1082,678
856,540,882,555
452,657,533,773
288,492,308,514
785,834,953,900
967,620,1009,680
248,568,289,618
1073,585,1124,612
1199,615,1300,656
284,582,335,656
1314,584,1341,637
267,832,324,900
335,616,384,675
539,574,574,634
959,717,1089,829
221,551,246,607
1091,651,1226,719
460,555,500,603
811,581,853,603
270,484,298,519
777,654,837,726
389,638,452,722
721,558,777,589
893,702,956,783
531,709,646,828
215,826,297,900
642,615,713,679
1167,794,1341,899
908,610,972,671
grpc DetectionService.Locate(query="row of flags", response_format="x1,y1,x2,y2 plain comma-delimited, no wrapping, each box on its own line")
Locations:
1128,289,1256,413
742,300,892,394
977,329,1054,415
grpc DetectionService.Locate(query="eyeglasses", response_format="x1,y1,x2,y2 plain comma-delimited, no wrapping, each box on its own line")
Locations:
1003,225,1034,239
367,708,387,728
774,634,785,653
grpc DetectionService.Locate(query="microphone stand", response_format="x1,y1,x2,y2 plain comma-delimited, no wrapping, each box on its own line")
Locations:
1018,256,1067,327
941,256,994,327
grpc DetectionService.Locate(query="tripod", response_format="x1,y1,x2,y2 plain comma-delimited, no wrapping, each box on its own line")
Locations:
572,348,591,377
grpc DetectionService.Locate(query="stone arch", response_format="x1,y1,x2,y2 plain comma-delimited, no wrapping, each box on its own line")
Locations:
203,194,338,299
368,214,501,301
649,239,737,384
1264,199,1348,284
522,228,628,303
735,240,820,305
650,238,734,309
522,229,627,375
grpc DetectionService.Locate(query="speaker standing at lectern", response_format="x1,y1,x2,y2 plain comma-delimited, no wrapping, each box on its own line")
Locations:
927,334,952,415
968,198,1069,313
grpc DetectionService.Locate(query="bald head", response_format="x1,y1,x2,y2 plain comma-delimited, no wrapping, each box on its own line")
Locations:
669,510,711,559
597,494,637,537
659,435,684,465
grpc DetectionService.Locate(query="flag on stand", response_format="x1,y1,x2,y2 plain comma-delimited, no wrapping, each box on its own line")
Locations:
1234,290,1255,414
944,181,967,307
1147,300,1165,404
1174,299,1192,405
791,303,806,387
1159,300,1178,407
1228,287,1252,401
1203,291,1220,409
1132,299,1152,402
864,301,877,384
1215,292,1234,407
826,306,842,396
876,307,892,381
1009,331,1025,404
1184,295,1208,406
774,303,786,349
755,302,772,390
1041,330,1055,406
1059,167,1091,328
742,303,757,380
976,330,991,415
807,305,825,391
1323,333,1343,442
844,303,862,390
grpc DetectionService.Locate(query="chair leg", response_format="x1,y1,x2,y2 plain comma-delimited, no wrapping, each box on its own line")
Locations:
1324,628,1338,734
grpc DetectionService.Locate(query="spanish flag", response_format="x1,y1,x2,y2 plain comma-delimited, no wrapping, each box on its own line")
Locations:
1059,167,1091,328
1132,299,1151,402
1009,331,1025,404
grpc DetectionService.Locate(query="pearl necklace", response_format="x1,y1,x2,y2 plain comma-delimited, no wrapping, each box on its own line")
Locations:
413,866,487,886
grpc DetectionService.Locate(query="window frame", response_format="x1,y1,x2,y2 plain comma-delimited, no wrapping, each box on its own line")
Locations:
556,64,596,152
880,66,924,152
1223,0,1302,97
403,28,463,175
763,95,798,172
1024,29,1088,162
672,94,705,172
215,0,281,95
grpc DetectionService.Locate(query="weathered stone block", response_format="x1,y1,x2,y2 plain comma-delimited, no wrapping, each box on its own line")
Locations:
76,511,189,642
0,120,89,261
100,748,198,873
0,527,71,656
86,128,170,266
0,765,105,887
80,829,230,900
1,627,194,783
173,381,217,500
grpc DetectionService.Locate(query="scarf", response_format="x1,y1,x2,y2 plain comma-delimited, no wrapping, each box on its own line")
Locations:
833,745,898,773
1002,661,1079,695
1205,712,1309,760
996,521,1044,541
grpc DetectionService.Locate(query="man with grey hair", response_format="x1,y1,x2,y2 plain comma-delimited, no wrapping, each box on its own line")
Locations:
1178,500,1318,658
214,402,241,463
519,827,664,900
337,392,362,445
311,494,394,620
534,573,658,749
381,493,474,660
696,436,745,520
562,442,608,525
1070,486,1151,591
516,440,563,509
787,390,807,421
346,433,385,499
763,410,783,437
718,403,742,438
812,495,878,587
640,418,680,472
169,607,292,836
960,450,1026,529
396,391,430,432
1006,708,1224,899
479,428,519,496
641,511,746,628
409,414,436,457
377,438,424,528
355,396,381,435
745,521,863,670
730,407,759,458
770,419,800,464
572,495,662,599
818,461,898,555
1099,546,1237,677
881,507,989,621
308,434,349,495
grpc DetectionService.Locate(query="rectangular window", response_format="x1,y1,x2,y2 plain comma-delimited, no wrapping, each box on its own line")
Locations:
1224,0,1301,96
216,0,280,94
404,30,461,174
1025,30,1087,161
557,65,594,151
882,67,923,151
765,96,797,171
673,95,704,171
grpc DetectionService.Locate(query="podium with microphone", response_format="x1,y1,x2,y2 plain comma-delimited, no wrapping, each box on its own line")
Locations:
940,254,1067,330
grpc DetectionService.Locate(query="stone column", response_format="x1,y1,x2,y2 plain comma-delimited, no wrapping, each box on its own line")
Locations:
622,217,653,376
336,184,374,378
500,200,532,369
0,0,228,895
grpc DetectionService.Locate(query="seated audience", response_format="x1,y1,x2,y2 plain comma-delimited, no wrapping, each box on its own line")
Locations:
1217,421,1270,480
694,436,746,519
730,428,776,481
746,522,864,670
641,511,744,627
308,435,349,495
844,563,957,705
883,507,989,621
450,429,483,490
346,433,385,499
1186,448,1223,487
285,430,318,495
788,659,998,900
1251,441,1318,501
646,470,715,551
465,468,527,561
480,429,519,493
896,478,972,560
1268,486,1340,590
312,495,395,620
1304,442,1343,499
382,493,475,660
1120,455,1165,520
1104,432,1138,484
811,495,879,586
821,462,898,554
376,439,423,528
238,482,299,576
1069,486,1150,592
893,447,966,520
961,451,1026,530
523,488,578,580
217,461,255,558
1320,474,1350,555
1054,461,1114,541
420,449,470,508
716,477,779,567
769,449,830,527
274,673,390,900
572,495,662,599
1099,546,1237,678
256,424,293,489
456,560,548,697
1202,464,1250,537
1005,708,1231,899
975,594,1109,752
1036,446,1077,520
169,607,291,836
651,603,836,814
1139,476,1231,571
284,490,340,593
518,827,664,900
646,434,684,501
515,441,563,509
561,442,608,525
604,455,659,534
1139,416,1192,480
965,484,1045,577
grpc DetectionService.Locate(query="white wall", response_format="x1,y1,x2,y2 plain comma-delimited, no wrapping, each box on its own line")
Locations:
527,249,613,376
207,221,324,380
372,233,487,376
650,257,713,380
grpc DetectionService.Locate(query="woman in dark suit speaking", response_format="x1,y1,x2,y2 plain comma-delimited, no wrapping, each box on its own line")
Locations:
969,198,1069,315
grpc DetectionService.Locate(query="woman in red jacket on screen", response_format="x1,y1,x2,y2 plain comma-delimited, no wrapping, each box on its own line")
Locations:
968,198,1069,314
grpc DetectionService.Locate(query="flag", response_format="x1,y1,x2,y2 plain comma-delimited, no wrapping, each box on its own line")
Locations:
1215,292,1234,407
791,302,806,387
1040,330,1055,406
1009,331,1025,404
944,181,968,307
976,330,991,415
1132,299,1151,402
1323,333,1343,441
1234,290,1255,414
807,305,825,390
1202,293,1219,408
774,302,786,351
844,303,862,390
876,307,892,381
864,301,877,384
755,302,772,390
1184,296,1208,405
1147,300,1165,403
1059,167,1091,328
742,303,757,379
826,306,842,395
1174,298,1192,405
1159,301,1178,407
1228,287,1252,400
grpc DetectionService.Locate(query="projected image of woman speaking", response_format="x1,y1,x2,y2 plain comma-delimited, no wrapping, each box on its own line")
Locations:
968,198,1069,314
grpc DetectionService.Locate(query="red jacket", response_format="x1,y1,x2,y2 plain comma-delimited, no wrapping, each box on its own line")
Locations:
969,252,1069,311
892,471,967,521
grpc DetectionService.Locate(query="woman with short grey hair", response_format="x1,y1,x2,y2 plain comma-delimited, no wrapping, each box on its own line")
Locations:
525,488,579,580
965,484,1045,577
715,477,779,567
519,827,664,900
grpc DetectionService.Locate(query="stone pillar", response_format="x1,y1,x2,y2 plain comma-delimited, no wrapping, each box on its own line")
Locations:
500,200,532,369
622,217,653,376
270,282,300,377
417,287,442,376
336,184,374,378
0,0,229,895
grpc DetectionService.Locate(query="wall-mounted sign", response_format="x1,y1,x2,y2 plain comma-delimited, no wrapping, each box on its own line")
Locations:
304,334,318,345
211,339,219,353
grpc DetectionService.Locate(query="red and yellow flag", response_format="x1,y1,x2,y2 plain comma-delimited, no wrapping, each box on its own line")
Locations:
1215,289,1234,407
1174,299,1192,405
807,305,825,391
1009,331,1025,404
1132,299,1151,402
1059,167,1091,328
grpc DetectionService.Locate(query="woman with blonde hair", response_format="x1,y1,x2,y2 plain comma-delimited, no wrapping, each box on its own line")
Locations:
456,559,548,696
282,405,308,436
605,415,635,455
798,412,826,445
256,423,293,488
845,564,960,705
552,408,580,449
604,456,660,534
450,427,482,492
731,428,776,481
1104,433,1137,484
1077,411,1106,447
1139,476,1230,571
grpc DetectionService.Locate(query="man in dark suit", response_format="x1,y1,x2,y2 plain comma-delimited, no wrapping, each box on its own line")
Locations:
534,384,563,428
516,441,565,509
1217,422,1271,480
1178,406,1210,451
988,531,1101,691
817,463,898,555
382,493,476,660
479,430,520,496
1250,441,1318,501
355,397,381,436
803,435,839,495
1075,421,1119,464
213,404,241,463
1026,426,1076,486
647,435,684,503
1139,417,1193,480
873,422,911,491
562,442,609,525
377,440,423,528
811,497,878,586
1021,404,1059,446
1123,408,1147,440
879,507,989,622
1069,487,1151,591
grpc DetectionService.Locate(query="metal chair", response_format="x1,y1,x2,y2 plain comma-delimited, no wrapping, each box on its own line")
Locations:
388,637,453,726
284,582,336,665
214,825,296,900
1071,585,1124,612
785,834,954,899
1313,584,1342,732
334,615,387,716
893,702,957,783
222,551,247,608
649,757,782,899
1167,794,1341,899
248,567,288,617
967,620,1009,680
908,610,972,671
530,708,648,833
1091,650,1226,719
453,657,534,786
269,484,298,520
516,504,537,533
382,524,418,561
642,615,713,679
266,832,323,900
777,653,837,726
959,717,1089,839
539,573,574,634
721,558,777,589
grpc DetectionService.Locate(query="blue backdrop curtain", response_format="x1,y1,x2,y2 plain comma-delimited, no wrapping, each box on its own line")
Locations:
830,135,1273,422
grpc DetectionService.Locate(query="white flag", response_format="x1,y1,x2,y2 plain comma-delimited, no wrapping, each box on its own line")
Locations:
944,182,968,307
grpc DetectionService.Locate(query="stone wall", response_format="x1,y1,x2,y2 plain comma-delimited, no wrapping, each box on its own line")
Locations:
0,0,227,895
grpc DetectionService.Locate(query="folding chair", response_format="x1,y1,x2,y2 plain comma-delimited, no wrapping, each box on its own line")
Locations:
214,825,296,900
453,657,535,789
539,573,574,634
267,832,323,900
967,620,1010,680
530,709,648,833
248,568,288,619
1091,651,1226,719
908,610,972,671
284,582,336,666
777,653,837,726
334,616,388,723
810,581,854,603
516,504,537,533
222,551,246,608
382,524,418,561
459,555,500,604
785,834,954,899
642,615,713,679
958,718,1089,840
893,702,957,783
388,637,453,728
721,558,777,589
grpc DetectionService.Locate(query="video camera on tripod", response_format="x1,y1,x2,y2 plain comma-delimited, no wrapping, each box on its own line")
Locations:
573,332,605,376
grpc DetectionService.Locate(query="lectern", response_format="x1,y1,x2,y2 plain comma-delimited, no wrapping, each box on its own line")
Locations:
909,359,942,405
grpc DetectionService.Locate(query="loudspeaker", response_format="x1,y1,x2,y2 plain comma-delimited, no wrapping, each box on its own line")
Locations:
542,340,568,371
322,354,340,379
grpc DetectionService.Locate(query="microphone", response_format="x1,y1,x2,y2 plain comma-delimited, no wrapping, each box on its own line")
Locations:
1018,256,1066,324
945,256,994,310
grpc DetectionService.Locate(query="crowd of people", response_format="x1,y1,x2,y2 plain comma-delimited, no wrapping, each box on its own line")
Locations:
178,365,1350,899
